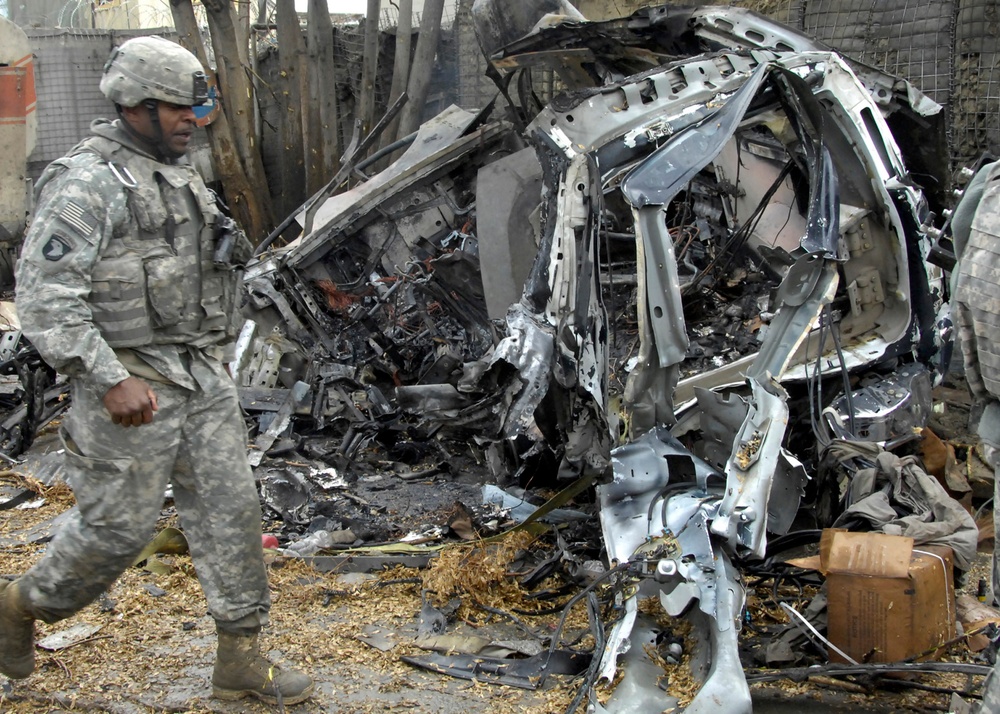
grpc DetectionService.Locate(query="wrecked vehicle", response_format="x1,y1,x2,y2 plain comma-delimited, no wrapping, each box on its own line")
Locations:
0,309,66,463
241,3,951,712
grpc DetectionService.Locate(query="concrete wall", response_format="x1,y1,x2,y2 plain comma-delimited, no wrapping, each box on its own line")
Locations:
0,16,35,238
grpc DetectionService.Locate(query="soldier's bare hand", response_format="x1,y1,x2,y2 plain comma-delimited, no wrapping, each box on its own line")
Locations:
103,376,159,427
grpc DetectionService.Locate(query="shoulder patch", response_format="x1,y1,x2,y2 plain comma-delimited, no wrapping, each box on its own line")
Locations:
42,233,76,262
60,201,99,237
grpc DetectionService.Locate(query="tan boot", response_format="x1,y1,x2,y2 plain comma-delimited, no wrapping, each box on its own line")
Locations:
0,579,35,679
212,630,313,705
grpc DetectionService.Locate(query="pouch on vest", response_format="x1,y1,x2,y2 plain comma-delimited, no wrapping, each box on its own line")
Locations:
143,255,192,327
89,253,153,347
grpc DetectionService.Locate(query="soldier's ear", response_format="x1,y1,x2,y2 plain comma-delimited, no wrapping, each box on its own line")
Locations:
120,105,141,122
119,104,152,139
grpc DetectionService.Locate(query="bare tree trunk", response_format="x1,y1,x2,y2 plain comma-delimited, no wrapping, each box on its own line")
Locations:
235,0,252,61
170,0,273,243
306,0,340,194
357,0,381,140
193,0,274,238
381,0,412,151
396,0,446,140
252,0,267,146
274,0,307,216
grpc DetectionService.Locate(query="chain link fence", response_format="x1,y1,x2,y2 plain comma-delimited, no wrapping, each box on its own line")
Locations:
953,0,1000,166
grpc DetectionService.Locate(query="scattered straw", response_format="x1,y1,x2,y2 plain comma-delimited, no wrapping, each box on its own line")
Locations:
0,469,75,507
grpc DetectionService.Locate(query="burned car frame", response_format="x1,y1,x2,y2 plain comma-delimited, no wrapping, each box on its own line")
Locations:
241,4,947,712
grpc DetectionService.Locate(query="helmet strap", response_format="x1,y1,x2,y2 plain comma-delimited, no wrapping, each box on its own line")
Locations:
116,102,169,161
143,99,180,160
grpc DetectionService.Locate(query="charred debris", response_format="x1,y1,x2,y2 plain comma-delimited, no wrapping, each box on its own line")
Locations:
2,3,988,712
240,2,950,532
233,3,982,710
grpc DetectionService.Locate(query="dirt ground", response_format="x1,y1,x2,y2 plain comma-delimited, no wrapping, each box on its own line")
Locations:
0,377,995,714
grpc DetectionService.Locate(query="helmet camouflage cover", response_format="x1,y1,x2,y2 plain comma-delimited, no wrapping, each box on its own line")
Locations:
100,35,208,108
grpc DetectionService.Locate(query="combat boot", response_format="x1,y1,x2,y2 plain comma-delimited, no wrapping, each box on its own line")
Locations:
0,579,36,679
212,630,314,705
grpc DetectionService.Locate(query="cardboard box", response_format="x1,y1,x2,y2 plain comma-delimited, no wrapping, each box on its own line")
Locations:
790,530,955,663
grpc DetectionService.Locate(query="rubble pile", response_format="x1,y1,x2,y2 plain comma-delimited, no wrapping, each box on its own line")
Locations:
3,3,999,713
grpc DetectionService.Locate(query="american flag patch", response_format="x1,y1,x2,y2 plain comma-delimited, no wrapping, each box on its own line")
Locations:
60,201,98,237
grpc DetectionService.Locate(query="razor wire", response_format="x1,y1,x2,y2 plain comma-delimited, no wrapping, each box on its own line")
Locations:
12,0,999,174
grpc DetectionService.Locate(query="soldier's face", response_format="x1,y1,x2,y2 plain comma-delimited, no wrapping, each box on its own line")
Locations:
123,101,197,156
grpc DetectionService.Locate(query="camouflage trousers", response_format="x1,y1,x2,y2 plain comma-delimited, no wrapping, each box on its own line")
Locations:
992,444,1000,612
18,359,270,632
976,401,1000,714
976,402,1000,608
980,652,1000,714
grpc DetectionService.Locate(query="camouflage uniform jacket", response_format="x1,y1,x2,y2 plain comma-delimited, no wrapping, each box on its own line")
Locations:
954,160,1000,406
16,119,249,393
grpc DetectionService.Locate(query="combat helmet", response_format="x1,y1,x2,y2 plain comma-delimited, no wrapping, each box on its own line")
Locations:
100,36,208,108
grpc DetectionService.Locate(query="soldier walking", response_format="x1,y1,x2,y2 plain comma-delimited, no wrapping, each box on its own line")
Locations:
0,36,312,705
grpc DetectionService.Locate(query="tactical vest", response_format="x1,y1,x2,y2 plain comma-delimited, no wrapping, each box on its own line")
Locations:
62,136,242,350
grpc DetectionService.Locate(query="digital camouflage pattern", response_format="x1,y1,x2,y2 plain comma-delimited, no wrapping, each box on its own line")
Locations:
14,118,269,632
955,160,1000,403
981,656,1000,714
19,366,270,628
16,119,248,394
953,160,1000,714
955,161,1000,598
100,36,209,108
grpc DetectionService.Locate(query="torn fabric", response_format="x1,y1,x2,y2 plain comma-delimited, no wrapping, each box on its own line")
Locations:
835,450,978,569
